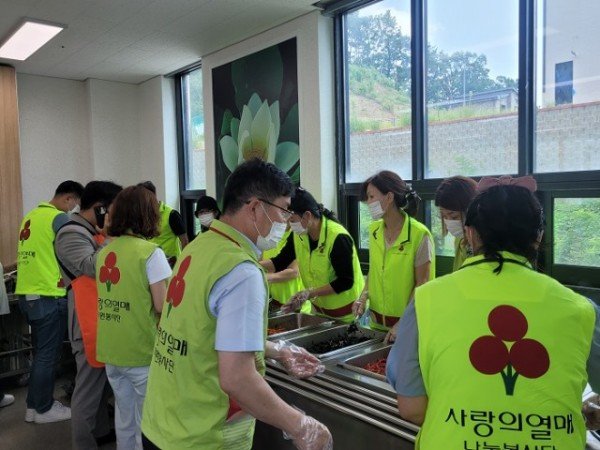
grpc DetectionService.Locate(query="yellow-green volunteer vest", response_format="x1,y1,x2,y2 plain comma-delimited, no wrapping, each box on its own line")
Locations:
293,218,364,322
367,211,434,330
150,202,181,259
453,237,469,271
15,202,66,297
96,236,158,366
142,220,267,450
414,251,594,450
262,231,309,313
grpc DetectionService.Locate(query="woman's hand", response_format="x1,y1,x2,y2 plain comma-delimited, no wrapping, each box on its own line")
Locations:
384,321,400,344
352,290,368,317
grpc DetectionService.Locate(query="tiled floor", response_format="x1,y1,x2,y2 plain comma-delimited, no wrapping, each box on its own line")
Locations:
0,380,115,450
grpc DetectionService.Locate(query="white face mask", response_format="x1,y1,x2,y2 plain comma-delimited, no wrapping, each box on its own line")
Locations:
289,220,307,235
368,200,385,220
255,204,287,251
69,204,81,215
198,213,214,227
444,219,464,238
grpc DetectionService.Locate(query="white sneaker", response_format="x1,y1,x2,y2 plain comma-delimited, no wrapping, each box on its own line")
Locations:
33,401,71,424
0,394,15,408
25,407,35,422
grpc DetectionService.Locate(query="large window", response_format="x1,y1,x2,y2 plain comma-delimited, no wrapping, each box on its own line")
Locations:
553,197,600,268
344,0,412,182
182,69,206,190
178,66,206,239
332,0,600,291
535,0,600,173
426,0,519,178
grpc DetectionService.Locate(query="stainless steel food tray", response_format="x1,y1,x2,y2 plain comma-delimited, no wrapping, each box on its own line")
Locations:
267,313,335,339
338,346,392,382
286,325,386,360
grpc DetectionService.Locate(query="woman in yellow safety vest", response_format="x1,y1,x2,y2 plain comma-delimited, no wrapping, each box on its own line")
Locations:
95,186,171,449
386,176,600,450
261,187,364,323
352,171,434,342
434,176,477,271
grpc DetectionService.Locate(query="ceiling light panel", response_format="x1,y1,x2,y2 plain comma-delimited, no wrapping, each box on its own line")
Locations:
0,20,65,61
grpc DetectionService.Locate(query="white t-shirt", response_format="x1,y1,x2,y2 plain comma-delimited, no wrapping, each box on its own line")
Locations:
146,248,172,284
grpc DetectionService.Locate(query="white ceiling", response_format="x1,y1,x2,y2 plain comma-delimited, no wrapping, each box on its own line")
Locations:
0,0,319,84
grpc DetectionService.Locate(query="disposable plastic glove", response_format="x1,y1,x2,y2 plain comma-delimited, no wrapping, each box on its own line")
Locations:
282,290,312,314
384,321,399,345
583,394,600,430
284,412,333,450
272,340,325,379
352,290,368,317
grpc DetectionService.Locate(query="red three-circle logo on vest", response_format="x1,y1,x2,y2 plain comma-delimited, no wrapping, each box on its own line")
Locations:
99,252,121,293
469,305,550,396
19,220,31,244
166,255,192,317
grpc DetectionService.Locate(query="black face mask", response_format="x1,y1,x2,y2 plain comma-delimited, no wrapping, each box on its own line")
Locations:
94,205,108,228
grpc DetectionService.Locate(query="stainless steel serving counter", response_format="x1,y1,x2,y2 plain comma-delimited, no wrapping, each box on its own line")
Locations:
253,319,418,449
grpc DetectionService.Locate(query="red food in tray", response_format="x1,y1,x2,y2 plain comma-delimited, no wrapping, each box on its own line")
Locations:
363,357,387,375
267,326,286,335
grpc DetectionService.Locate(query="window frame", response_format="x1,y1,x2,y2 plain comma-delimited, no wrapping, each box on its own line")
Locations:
175,64,206,241
330,0,600,289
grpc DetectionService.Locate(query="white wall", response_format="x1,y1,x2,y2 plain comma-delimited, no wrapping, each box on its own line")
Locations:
17,74,93,212
138,76,179,207
202,10,337,209
87,79,140,186
17,74,179,212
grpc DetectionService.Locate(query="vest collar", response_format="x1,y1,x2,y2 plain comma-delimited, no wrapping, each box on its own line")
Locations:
316,216,329,252
71,213,97,235
372,209,412,247
461,251,532,270
208,220,260,260
39,202,59,210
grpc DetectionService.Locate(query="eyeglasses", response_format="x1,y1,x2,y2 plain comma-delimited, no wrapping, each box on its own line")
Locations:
257,198,293,221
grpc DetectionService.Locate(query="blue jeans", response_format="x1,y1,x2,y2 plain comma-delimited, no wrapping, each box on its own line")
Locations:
19,296,68,413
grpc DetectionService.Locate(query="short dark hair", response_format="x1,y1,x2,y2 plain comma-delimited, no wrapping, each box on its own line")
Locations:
289,187,336,221
465,185,544,273
55,181,84,198
80,181,123,210
222,159,293,214
195,196,221,216
434,176,477,213
108,186,160,239
360,171,420,217
137,181,156,195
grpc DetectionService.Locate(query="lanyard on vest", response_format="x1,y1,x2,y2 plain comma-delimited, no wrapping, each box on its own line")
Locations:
208,227,241,248
372,216,412,250
459,256,532,271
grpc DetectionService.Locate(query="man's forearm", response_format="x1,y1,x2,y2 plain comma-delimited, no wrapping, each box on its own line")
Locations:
219,352,302,436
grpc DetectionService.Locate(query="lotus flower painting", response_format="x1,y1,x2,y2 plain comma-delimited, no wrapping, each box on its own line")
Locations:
212,38,299,197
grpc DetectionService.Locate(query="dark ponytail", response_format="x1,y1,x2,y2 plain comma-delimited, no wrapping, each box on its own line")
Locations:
360,170,420,217
465,185,543,274
290,187,338,222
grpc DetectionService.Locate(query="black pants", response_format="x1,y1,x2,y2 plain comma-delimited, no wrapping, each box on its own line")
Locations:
142,434,161,450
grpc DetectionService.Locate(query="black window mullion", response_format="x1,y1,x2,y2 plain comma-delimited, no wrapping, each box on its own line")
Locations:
335,14,351,227
175,74,193,233
518,0,535,175
411,0,426,181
